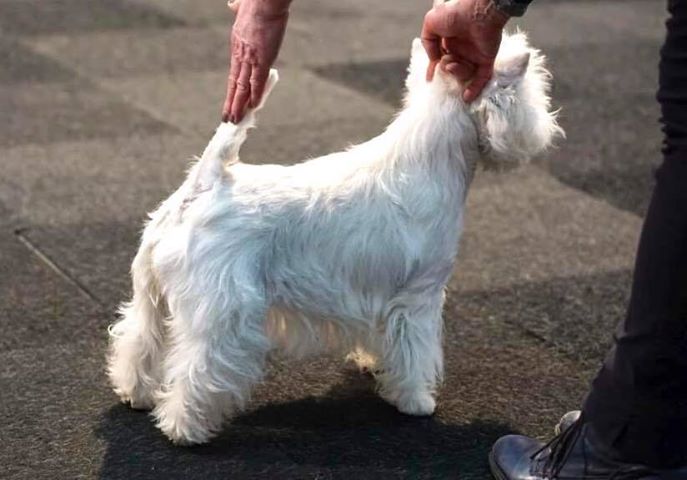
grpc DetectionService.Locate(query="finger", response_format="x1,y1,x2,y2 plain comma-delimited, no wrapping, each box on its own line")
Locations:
227,0,240,13
249,63,270,108
421,11,442,81
441,37,450,55
230,60,252,123
222,37,241,122
443,59,476,83
421,32,442,81
223,55,241,122
463,64,493,102
222,77,231,122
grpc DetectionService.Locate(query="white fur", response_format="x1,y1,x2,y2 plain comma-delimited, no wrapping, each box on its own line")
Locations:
107,32,562,445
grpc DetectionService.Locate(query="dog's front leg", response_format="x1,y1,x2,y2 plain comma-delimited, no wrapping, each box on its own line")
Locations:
377,292,444,416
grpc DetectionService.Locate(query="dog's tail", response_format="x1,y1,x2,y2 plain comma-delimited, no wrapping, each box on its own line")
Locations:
192,69,279,188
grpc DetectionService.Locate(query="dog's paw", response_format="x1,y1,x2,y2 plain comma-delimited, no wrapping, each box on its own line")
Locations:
153,398,216,446
124,394,155,411
345,349,378,374
113,387,156,411
393,392,436,416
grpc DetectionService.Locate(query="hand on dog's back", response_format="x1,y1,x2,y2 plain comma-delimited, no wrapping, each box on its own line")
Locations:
222,0,289,124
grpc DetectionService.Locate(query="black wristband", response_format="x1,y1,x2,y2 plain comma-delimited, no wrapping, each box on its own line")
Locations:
493,0,531,17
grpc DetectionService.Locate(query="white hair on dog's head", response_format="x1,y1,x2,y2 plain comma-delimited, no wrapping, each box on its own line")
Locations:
472,32,564,169
404,31,563,171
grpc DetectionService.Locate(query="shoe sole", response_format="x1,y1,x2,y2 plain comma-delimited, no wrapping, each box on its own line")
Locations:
488,449,508,480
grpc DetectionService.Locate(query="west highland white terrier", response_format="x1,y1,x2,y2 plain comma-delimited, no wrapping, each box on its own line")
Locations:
108,32,562,445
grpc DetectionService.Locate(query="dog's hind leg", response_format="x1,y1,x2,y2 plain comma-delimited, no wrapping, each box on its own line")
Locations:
377,291,444,416
108,244,165,410
153,280,270,445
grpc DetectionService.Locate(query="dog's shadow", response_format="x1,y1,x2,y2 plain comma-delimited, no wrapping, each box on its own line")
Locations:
95,370,514,479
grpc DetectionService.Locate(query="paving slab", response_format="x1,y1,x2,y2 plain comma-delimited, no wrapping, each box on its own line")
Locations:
313,59,409,108
544,37,662,216
0,0,183,36
515,0,667,47
99,68,392,135
277,17,421,68
455,269,631,370
1,134,198,227
26,27,229,79
127,0,230,27
456,166,641,292
0,232,105,350
0,35,76,85
548,93,661,216
0,281,590,480
240,114,391,165
0,341,306,480
552,0,668,43
0,80,175,148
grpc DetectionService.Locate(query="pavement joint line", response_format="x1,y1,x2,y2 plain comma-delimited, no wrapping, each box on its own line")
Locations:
13,226,105,308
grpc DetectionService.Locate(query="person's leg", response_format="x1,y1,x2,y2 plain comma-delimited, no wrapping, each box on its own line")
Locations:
490,2,687,478
582,0,687,468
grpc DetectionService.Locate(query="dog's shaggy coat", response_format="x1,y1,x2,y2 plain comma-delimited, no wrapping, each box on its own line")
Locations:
108,32,562,445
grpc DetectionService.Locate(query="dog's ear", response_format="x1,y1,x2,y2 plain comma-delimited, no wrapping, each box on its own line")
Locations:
494,51,530,88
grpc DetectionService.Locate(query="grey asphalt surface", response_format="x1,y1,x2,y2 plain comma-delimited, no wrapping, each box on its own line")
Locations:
0,0,666,478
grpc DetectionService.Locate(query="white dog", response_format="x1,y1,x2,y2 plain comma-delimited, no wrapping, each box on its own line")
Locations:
108,32,562,445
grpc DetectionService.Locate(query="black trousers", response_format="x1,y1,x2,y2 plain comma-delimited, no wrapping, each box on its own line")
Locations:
583,0,687,469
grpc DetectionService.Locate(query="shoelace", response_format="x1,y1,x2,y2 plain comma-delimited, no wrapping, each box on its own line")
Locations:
530,412,586,479
529,413,656,479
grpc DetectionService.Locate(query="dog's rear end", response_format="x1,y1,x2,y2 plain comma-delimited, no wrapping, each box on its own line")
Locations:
107,70,280,443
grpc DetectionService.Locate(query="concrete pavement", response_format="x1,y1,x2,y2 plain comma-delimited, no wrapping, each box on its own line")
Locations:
0,0,666,478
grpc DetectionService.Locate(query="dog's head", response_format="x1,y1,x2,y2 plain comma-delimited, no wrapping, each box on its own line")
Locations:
404,32,563,170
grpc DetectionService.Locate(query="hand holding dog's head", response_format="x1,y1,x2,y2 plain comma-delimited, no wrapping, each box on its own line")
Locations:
405,33,563,170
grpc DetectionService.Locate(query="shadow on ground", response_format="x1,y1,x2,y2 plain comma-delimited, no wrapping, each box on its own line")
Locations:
95,370,513,480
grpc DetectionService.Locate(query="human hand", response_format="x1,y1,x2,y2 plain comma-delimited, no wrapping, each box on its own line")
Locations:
222,0,290,123
421,0,509,102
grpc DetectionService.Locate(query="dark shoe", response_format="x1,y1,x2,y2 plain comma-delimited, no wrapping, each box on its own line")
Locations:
489,413,687,479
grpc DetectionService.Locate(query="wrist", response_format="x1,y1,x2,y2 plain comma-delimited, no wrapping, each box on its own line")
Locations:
472,0,510,28
491,0,529,18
